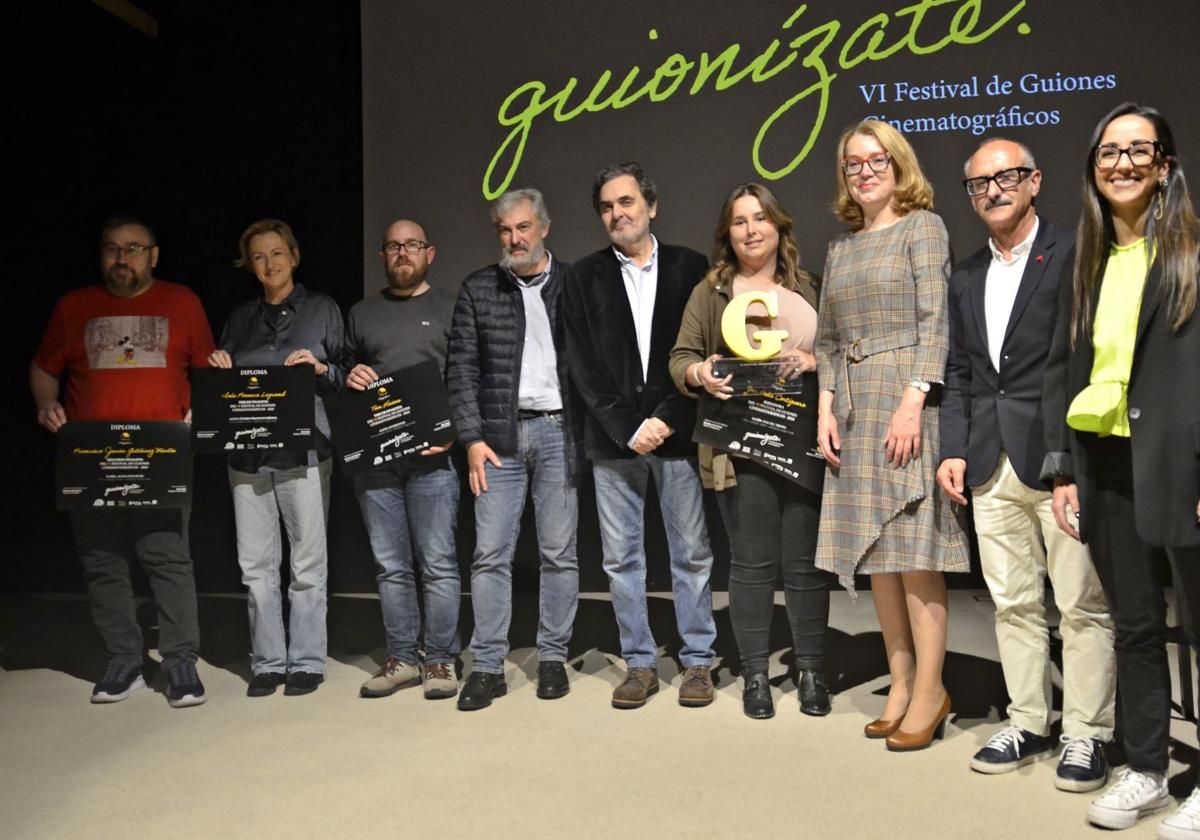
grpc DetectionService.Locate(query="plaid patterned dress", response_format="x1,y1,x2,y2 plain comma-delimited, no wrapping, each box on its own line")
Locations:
814,210,969,591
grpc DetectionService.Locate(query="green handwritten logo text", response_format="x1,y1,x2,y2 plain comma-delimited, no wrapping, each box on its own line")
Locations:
482,0,1027,199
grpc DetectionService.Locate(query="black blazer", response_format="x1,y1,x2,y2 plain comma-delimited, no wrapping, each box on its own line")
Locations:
563,243,707,461
1042,252,1200,548
940,218,1074,489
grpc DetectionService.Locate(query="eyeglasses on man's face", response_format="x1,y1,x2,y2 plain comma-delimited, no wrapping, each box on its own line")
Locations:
1093,140,1162,170
100,243,154,259
382,240,430,256
962,167,1034,198
842,153,892,177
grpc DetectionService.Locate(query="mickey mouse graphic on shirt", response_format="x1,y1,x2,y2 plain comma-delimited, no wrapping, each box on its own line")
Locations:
117,336,135,364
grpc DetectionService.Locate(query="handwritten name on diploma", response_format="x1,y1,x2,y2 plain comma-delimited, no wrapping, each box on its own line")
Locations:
221,391,288,400
72,447,178,458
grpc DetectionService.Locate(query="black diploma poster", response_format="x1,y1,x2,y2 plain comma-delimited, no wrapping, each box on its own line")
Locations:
56,421,192,510
692,371,825,492
323,360,456,477
191,366,315,454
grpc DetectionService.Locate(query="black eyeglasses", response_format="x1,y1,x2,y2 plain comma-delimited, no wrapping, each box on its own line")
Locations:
100,243,154,258
382,240,430,255
1093,140,1162,170
842,153,891,176
962,167,1034,197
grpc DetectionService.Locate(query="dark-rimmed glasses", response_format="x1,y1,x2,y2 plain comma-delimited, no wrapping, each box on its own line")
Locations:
100,243,154,258
1093,141,1162,170
842,153,891,177
382,240,430,255
963,167,1034,198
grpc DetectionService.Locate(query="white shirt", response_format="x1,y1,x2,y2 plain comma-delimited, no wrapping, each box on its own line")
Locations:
984,217,1039,372
512,254,562,411
614,235,660,382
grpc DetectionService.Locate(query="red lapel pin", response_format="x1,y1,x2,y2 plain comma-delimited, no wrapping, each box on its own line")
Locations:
1035,254,1043,262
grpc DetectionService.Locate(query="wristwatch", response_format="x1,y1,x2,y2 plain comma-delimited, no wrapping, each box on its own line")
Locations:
909,380,931,393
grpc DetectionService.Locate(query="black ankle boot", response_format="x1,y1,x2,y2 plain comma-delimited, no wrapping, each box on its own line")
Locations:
742,671,774,719
798,669,831,716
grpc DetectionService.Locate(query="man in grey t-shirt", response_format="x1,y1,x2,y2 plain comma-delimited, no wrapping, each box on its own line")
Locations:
345,219,462,701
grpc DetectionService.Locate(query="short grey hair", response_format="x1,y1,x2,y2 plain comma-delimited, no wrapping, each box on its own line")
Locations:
490,188,550,227
963,137,1037,176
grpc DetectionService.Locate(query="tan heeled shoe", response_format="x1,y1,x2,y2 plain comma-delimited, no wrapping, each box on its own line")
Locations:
864,717,903,739
885,693,952,752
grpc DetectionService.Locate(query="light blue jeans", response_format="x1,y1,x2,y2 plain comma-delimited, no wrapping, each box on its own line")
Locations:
353,458,462,665
228,460,331,675
468,414,579,673
592,454,716,669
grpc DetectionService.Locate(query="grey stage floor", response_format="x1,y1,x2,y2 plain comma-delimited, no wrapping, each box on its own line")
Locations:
1,590,1197,840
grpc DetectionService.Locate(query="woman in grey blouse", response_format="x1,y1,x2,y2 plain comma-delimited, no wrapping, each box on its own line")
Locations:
208,218,345,697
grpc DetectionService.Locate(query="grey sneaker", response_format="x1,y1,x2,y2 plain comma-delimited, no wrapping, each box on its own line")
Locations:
423,662,458,700
91,661,145,704
359,656,420,698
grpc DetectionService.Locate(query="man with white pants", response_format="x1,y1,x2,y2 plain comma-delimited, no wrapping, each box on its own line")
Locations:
938,138,1115,792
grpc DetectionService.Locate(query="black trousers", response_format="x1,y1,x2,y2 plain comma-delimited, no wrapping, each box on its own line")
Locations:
70,508,200,668
1082,435,1200,773
716,459,832,673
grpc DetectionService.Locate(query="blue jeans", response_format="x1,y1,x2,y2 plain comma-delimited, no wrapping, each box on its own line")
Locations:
469,414,579,673
353,458,461,664
229,460,331,675
593,454,716,669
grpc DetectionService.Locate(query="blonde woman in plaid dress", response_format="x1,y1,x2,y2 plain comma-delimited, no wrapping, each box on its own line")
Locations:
815,120,969,751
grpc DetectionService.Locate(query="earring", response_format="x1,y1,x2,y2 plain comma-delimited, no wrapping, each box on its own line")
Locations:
1155,177,1167,221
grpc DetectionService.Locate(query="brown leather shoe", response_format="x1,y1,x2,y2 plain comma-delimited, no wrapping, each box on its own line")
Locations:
864,717,903,739
677,665,715,707
886,693,952,752
612,667,659,709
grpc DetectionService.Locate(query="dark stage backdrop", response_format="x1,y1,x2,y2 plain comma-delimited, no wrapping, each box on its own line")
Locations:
361,0,1200,286
8,1,1198,597
359,0,1200,592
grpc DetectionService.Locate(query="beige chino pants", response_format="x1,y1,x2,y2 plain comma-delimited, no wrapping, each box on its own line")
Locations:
971,453,1116,739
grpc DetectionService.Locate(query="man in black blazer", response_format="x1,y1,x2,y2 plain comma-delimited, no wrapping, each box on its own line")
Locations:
937,139,1114,789
563,162,716,709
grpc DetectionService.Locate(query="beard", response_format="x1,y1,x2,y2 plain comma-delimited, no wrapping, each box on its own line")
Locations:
103,263,152,296
386,261,428,292
500,240,546,276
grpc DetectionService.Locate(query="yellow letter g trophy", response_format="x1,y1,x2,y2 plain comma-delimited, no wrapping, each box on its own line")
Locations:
711,290,803,394
720,290,789,360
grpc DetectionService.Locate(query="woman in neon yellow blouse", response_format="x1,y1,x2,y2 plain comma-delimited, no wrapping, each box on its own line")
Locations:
1042,102,1200,835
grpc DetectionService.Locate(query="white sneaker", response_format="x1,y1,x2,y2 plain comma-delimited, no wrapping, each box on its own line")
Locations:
1160,787,1200,840
1088,767,1170,829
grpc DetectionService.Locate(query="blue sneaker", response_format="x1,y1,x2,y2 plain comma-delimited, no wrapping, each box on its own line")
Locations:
91,661,145,703
1056,735,1109,792
969,725,1054,773
164,656,207,708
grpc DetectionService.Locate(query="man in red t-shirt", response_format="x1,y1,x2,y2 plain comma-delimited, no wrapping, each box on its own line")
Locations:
31,215,215,708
